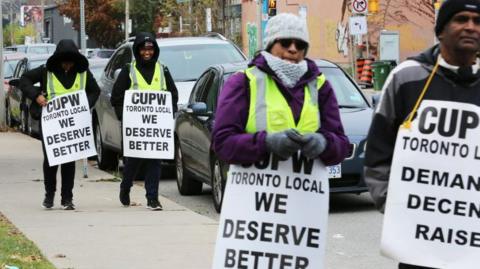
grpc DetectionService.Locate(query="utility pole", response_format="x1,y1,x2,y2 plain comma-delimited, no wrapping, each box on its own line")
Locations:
125,0,129,40
79,0,86,54
10,1,14,45
41,0,44,41
1,2,6,129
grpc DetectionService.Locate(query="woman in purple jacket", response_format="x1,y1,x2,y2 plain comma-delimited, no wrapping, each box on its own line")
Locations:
212,13,350,165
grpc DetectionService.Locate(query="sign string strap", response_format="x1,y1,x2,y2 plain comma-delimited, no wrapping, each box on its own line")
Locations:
401,58,440,129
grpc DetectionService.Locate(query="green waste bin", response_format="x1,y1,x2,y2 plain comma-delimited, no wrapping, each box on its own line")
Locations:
372,61,393,91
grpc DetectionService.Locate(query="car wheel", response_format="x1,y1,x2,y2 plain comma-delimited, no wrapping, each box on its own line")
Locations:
175,142,202,195
211,156,227,213
20,109,29,134
94,119,118,170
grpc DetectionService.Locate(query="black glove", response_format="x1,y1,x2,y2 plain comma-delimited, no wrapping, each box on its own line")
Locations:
265,129,303,160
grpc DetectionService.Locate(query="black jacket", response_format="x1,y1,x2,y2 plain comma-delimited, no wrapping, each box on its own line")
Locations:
110,32,178,120
20,39,100,109
364,45,480,212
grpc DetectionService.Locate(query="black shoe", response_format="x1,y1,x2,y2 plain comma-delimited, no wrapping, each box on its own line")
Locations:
61,200,75,210
42,196,54,209
119,188,130,206
146,199,163,211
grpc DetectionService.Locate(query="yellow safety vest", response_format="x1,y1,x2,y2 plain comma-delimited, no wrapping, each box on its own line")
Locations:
129,61,166,91
244,66,326,134
46,72,86,101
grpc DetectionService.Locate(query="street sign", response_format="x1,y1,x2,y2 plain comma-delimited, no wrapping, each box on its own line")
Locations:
352,0,368,14
349,16,368,35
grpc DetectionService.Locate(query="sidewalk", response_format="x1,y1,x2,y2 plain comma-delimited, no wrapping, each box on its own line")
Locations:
0,132,218,269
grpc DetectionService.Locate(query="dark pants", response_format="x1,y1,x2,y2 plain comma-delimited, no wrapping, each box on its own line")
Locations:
121,157,161,199
41,139,75,201
399,263,438,269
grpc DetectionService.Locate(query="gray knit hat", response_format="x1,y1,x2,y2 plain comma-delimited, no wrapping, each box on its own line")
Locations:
263,13,310,49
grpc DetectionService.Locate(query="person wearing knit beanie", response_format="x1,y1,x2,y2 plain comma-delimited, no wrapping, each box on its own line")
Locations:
435,0,480,36
263,13,310,55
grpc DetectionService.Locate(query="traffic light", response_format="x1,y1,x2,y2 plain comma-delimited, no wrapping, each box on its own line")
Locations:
369,0,379,14
268,0,277,17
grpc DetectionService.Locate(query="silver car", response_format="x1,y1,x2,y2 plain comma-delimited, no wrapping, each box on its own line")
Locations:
93,35,247,170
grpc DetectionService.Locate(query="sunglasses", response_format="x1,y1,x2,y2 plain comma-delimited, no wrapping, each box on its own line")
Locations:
277,39,308,50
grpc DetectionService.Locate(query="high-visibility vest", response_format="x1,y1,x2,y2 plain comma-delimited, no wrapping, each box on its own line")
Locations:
46,71,86,100
244,66,326,134
129,61,166,91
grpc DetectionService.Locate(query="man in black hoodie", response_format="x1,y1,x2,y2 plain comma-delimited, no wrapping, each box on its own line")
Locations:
365,1,480,268
110,32,178,211
20,39,100,210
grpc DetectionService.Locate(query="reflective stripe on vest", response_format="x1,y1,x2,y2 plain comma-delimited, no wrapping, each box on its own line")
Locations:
129,61,166,91
47,72,86,101
244,66,326,134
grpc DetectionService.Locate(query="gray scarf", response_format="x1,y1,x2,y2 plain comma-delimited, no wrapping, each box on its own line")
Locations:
261,51,308,88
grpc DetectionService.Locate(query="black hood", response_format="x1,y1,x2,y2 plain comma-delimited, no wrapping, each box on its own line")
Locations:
132,32,159,65
46,39,89,72
408,44,440,67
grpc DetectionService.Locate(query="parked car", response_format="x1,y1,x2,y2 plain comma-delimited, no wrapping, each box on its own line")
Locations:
92,35,247,170
3,52,27,125
6,54,51,137
174,60,372,212
5,43,56,54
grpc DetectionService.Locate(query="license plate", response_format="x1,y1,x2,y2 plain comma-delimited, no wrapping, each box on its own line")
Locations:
327,164,341,178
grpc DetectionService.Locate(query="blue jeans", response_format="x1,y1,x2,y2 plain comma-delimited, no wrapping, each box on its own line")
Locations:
121,157,161,199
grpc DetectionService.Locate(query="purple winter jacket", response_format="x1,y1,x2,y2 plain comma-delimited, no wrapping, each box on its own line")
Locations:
212,54,350,166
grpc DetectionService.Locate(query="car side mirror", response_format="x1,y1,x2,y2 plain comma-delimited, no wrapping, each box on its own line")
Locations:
188,102,212,116
371,93,381,109
9,78,20,87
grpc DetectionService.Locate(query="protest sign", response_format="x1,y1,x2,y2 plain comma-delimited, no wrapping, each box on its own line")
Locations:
122,90,174,159
212,153,329,269
382,100,480,269
41,91,96,166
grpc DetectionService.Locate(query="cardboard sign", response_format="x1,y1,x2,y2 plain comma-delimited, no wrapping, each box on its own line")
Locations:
212,153,330,269
41,91,96,166
382,100,480,269
122,90,174,159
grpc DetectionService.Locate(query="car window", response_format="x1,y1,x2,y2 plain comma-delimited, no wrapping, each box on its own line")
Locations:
108,47,132,79
190,72,211,104
28,46,49,54
203,73,220,112
320,67,367,108
3,60,20,78
29,59,48,70
160,43,245,82
47,46,56,53
97,50,114,58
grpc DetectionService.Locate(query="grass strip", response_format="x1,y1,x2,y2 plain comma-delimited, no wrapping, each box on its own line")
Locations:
0,212,56,269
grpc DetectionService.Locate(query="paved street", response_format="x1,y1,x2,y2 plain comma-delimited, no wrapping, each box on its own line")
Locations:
0,131,396,268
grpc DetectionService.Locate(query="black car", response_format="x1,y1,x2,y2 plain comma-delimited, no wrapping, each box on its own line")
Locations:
6,54,51,137
174,60,372,212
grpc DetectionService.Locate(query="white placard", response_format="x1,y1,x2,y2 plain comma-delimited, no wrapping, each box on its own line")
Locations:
382,100,480,269
41,91,96,166
212,153,330,269
122,90,174,159
349,16,368,35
